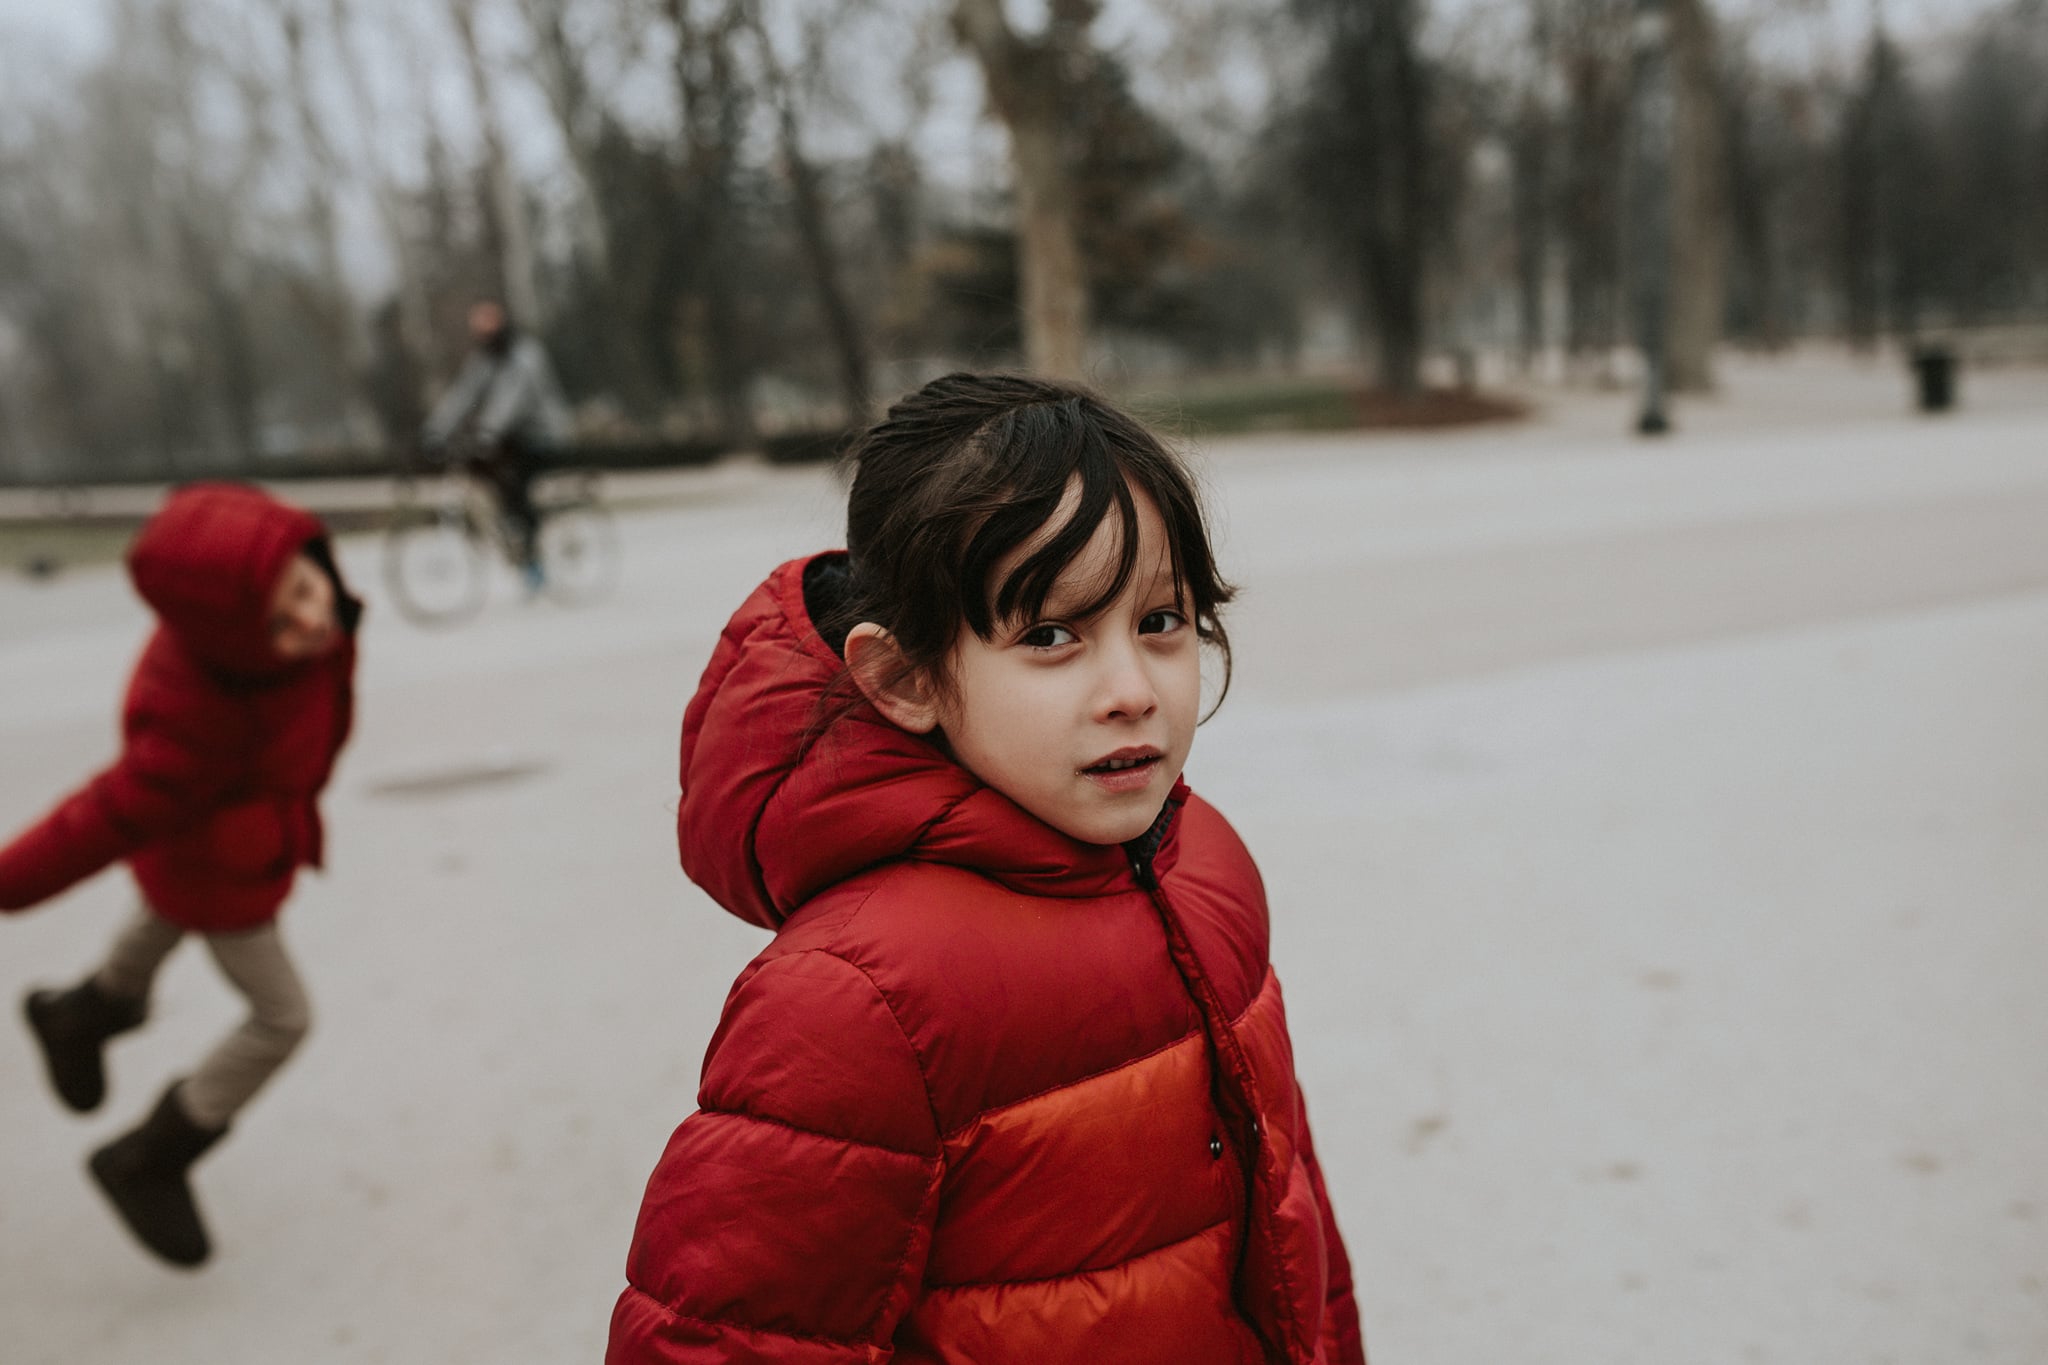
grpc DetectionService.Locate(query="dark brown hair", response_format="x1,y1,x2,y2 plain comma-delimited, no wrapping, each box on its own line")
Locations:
813,372,1234,715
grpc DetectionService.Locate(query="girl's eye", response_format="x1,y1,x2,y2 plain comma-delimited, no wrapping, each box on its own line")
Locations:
1139,609,1186,636
1020,624,1077,649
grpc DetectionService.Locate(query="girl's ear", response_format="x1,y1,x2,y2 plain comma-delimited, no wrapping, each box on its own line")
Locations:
844,623,941,734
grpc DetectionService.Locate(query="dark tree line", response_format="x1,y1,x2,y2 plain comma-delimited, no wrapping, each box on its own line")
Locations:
0,0,2043,480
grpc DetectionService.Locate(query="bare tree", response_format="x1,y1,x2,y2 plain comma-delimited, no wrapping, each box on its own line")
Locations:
1550,0,1631,377
1840,25,1932,347
951,0,1096,379
326,0,438,375
1625,0,1675,430
1510,2,1560,370
1284,0,1434,394
1665,0,1724,391
737,0,873,421
266,0,381,438
1941,13,2048,323
512,0,678,418
94,0,275,466
517,0,618,273
0,123,128,475
446,0,544,327
656,0,758,444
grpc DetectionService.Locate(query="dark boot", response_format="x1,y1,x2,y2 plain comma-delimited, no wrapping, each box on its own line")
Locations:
88,1083,227,1268
23,977,146,1113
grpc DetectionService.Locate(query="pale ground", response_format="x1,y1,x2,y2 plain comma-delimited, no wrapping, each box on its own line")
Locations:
1,350,2044,1363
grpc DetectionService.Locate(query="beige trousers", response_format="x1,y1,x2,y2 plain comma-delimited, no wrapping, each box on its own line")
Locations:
93,908,311,1130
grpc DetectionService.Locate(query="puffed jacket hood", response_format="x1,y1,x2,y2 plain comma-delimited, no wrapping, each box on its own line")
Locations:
128,481,359,680
677,550,1178,930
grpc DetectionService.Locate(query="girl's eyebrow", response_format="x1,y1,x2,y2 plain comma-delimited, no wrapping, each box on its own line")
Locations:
1035,559,1179,622
1040,565,1125,617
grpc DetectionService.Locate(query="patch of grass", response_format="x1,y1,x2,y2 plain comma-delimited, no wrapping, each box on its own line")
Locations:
1125,378,1368,437
1123,374,1529,439
0,521,138,579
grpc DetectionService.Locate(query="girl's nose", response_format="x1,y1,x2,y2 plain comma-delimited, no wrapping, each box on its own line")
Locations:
291,599,333,643
1097,647,1159,721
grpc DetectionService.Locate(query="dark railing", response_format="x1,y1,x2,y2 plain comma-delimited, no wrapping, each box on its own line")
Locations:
0,429,856,493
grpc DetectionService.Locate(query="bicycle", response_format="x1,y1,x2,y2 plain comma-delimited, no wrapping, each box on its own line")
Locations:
381,447,621,626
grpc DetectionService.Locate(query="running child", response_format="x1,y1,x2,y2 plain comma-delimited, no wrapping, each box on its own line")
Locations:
609,373,1365,1363
1,482,361,1268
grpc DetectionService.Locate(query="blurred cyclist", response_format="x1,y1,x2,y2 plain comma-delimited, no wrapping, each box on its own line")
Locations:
420,300,573,589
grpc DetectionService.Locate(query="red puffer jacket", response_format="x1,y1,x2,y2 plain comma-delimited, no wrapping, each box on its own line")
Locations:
0,483,360,932
610,553,1366,1365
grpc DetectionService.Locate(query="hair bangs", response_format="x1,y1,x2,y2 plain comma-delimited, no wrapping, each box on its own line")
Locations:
963,407,1144,637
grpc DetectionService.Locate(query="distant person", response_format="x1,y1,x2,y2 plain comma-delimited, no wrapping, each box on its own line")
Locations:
1,484,362,1268
421,299,573,588
607,374,1365,1363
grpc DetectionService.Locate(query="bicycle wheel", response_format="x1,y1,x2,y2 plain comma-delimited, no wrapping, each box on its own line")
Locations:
383,505,489,625
535,497,621,605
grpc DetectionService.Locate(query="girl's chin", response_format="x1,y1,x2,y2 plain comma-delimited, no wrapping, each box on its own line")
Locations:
277,633,337,661
1050,793,1176,848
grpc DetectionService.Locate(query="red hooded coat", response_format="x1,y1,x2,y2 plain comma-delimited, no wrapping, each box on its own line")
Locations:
0,483,360,932
609,553,1366,1365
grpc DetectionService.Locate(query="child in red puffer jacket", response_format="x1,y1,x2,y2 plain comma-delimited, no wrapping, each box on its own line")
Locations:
609,375,1365,1364
0,482,361,1268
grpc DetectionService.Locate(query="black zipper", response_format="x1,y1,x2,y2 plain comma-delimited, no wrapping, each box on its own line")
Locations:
1123,799,1175,890
1128,851,1158,890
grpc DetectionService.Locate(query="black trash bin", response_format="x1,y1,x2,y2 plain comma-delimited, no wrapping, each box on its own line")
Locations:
1911,346,1956,412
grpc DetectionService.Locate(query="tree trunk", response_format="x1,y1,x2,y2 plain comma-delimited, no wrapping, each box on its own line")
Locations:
1007,116,1090,380
327,0,436,376
1369,0,1428,395
1666,0,1723,392
1511,4,1560,373
447,0,543,327
1563,57,1627,375
176,215,262,463
741,3,873,423
952,0,1094,380
664,0,757,447
1626,0,1676,431
274,2,378,442
517,0,675,417
782,113,874,422
518,0,616,274
1511,113,1550,372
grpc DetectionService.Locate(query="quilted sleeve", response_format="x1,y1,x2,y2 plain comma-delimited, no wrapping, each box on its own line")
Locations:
0,668,239,912
608,949,944,1364
1298,1090,1366,1365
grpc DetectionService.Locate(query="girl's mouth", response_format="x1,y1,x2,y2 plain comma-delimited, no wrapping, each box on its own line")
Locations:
1083,752,1162,789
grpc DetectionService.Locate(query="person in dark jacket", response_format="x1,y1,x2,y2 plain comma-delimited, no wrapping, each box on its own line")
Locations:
0,482,362,1268
609,374,1365,1364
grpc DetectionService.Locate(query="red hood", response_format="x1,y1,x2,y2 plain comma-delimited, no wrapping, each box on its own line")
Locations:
127,483,341,679
678,553,1185,930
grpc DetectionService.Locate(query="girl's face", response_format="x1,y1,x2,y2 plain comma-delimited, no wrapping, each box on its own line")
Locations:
268,552,339,660
928,484,1202,846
